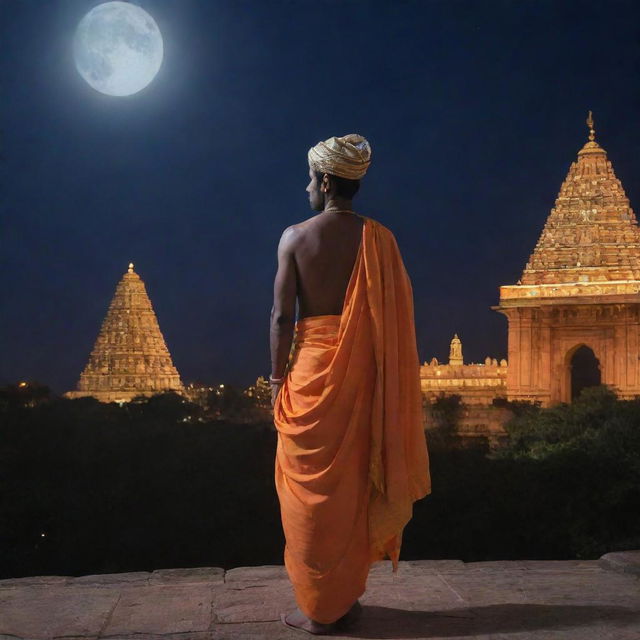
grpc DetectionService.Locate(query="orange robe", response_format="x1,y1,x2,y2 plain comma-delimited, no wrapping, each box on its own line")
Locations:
273,216,431,624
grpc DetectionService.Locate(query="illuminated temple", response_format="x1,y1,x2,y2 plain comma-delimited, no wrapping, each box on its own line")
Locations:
64,115,638,420
497,113,640,404
422,113,640,436
66,263,184,403
420,335,509,442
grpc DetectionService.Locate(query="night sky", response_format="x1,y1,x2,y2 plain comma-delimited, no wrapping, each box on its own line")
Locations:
2,0,639,393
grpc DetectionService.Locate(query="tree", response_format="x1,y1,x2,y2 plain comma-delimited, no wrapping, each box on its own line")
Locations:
427,393,463,450
490,386,640,557
0,381,51,410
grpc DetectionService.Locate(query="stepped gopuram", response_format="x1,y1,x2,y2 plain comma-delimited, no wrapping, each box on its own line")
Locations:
66,263,184,403
496,113,640,405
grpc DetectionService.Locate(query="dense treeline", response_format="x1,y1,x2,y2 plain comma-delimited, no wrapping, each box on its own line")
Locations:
1,385,638,579
407,387,640,562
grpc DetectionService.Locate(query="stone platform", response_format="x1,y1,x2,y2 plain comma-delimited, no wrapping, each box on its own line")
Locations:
1,552,639,639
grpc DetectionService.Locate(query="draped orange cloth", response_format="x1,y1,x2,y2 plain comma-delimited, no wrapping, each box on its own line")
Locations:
273,216,431,624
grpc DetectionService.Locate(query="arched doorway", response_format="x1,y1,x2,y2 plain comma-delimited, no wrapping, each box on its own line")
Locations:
570,345,601,400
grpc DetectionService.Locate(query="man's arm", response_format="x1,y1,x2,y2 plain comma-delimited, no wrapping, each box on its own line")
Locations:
270,227,298,383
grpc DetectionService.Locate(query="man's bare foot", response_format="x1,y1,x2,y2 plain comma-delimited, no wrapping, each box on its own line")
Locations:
280,608,337,635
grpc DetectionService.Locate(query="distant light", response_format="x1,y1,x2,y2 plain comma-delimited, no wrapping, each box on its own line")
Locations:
219,384,225,388
41,533,46,537
18,381,28,388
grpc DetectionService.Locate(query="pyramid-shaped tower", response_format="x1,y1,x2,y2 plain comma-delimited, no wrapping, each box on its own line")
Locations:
519,113,640,286
66,263,184,403
496,114,640,405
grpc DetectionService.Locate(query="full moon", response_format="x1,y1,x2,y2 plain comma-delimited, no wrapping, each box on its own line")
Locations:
73,2,163,96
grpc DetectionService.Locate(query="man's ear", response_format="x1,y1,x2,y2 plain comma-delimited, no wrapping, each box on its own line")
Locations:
321,173,330,193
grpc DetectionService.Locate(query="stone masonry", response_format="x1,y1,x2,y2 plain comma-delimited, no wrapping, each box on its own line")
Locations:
1,552,638,639
496,114,640,405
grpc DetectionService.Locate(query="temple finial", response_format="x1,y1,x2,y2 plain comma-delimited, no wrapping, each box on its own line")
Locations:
128,262,134,273
586,110,595,142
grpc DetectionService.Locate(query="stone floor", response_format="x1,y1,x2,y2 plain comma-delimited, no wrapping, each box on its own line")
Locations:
1,552,639,640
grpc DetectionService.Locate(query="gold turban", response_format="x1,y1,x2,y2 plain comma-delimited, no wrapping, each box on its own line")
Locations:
308,133,372,180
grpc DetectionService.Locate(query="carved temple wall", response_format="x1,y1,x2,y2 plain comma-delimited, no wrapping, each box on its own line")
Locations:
499,300,640,405
496,115,640,406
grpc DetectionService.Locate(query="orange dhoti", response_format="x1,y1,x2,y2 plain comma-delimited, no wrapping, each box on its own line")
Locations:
273,217,431,624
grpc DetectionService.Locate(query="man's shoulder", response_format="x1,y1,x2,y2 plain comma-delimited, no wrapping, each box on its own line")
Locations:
277,214,322,253
281,213,314,232
282,213,322,235
282,213,396,240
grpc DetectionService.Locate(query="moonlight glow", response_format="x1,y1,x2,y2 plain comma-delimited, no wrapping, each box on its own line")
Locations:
73,2,163,96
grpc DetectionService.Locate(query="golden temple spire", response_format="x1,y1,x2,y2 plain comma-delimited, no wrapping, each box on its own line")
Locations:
577,110,604,157
66,264,184,403
586,110,595,142
513,114,640,288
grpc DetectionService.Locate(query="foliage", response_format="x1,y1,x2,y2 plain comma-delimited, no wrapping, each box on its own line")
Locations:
427,393,463,450
493,386,637,460
491,396,541,416
0,381,51,409
1,383,638,578
185,379,273,423
128,391,203,422
484,386,640,558
0,392,280,579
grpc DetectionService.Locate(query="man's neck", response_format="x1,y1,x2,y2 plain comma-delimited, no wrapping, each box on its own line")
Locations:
322,196,354,214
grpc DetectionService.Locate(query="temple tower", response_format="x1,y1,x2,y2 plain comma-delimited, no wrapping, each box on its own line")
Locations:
66,263,184,403
496,114,640,405
449,334,464,366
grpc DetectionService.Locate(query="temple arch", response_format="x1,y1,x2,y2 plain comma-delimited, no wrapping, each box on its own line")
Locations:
496,115,640,405
566,344,601,401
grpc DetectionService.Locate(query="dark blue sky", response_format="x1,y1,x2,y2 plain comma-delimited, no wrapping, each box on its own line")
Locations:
1,0,639,392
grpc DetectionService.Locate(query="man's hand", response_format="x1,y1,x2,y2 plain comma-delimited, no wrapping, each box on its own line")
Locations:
271,382,283,408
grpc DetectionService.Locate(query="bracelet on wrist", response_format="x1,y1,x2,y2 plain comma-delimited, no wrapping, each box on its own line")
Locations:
269,375,285,385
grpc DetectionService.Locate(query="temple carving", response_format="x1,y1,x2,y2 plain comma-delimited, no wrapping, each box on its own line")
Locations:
66,263,184,403
496,113,640,405
421,334,509,443
421,114,640,441
448,334,464,366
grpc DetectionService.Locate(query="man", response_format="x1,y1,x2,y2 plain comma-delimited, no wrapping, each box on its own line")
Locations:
270,134,431,635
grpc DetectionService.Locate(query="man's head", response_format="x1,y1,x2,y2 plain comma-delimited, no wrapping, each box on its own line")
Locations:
306,134,371,211
306,170,361,211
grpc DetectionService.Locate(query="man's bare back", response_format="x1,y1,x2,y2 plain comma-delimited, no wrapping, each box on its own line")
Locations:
291,212,364,319
270,162,368,407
